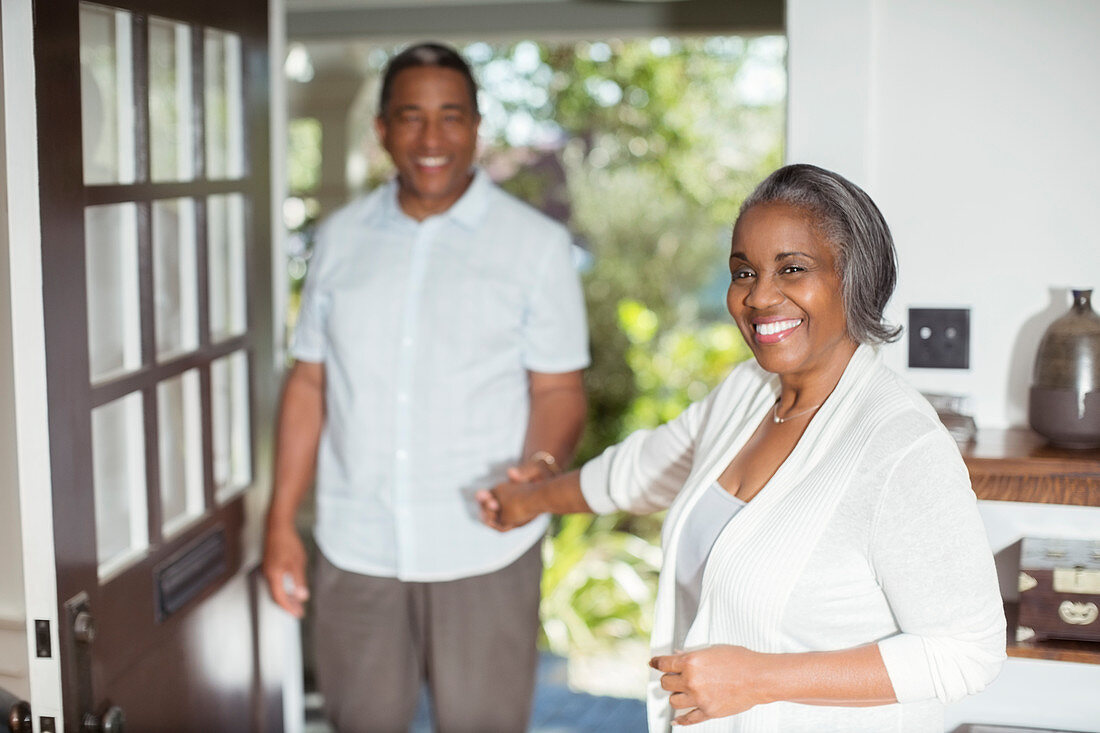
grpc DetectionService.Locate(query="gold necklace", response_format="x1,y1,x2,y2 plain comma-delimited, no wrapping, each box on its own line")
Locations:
771,401,823,424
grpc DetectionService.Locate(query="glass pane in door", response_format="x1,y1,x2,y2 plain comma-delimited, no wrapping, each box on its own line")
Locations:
157,369,204,535
85,203,141,382
149,16,194,182
79,3,136,185
91,391,148,578
212,350,251,502
208,194,247,339
152,198,199,359
204,29,244,179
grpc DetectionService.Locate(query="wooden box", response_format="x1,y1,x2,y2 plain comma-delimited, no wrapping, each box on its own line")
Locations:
1017,537,1100,643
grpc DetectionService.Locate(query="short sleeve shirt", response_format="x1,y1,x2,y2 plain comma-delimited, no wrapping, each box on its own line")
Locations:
292,169,590,581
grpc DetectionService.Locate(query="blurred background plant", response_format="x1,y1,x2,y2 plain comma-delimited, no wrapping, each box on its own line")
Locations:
284,34,782,695
536,300,752,694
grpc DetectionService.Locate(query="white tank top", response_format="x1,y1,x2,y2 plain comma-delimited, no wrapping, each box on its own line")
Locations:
674,482,745,649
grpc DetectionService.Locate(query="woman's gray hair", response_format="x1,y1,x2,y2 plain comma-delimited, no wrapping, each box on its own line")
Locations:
740,163,902,344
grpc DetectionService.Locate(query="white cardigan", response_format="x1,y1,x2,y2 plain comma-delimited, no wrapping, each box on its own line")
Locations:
580,345,1006,732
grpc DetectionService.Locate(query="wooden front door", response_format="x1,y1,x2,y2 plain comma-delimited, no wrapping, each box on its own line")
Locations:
33,0,279,730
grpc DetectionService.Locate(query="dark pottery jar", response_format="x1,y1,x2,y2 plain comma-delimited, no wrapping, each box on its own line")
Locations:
1028,288,1100,449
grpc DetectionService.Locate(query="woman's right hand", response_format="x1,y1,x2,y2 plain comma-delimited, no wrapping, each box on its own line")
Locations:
475,480,542,531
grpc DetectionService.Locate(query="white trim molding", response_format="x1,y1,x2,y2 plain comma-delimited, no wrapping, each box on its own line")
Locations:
1,0,65,726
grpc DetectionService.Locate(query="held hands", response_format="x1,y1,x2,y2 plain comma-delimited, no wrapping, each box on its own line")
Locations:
650,645,772,726
474,458,550,532
261,524,310,618
506,457,553,484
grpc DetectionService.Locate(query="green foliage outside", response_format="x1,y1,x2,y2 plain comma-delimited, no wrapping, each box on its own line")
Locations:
476,37,784,464
541,512,661,656
288,118,323,195
618,300,753,435
539,301,751,662
285,36,783,667
474,38,780,662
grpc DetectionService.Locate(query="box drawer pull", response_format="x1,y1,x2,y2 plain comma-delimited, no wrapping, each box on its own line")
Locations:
1053,567,1100,594
1058,601,1098,626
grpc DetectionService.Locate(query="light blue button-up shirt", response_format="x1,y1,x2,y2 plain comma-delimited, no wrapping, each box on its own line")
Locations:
292,169,590,581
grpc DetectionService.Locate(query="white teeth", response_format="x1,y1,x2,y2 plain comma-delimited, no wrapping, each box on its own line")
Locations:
418,156,449,166
755,319,802,336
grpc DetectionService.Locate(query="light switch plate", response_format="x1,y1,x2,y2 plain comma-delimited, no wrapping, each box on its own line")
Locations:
908,307,970,369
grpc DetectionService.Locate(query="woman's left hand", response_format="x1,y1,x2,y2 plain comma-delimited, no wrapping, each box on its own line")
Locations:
650,645,771,726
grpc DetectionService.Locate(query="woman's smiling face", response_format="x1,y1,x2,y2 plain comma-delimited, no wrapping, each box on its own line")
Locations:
727,202,856,380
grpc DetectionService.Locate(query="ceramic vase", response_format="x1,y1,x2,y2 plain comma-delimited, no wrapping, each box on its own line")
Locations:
1028,288,1100,449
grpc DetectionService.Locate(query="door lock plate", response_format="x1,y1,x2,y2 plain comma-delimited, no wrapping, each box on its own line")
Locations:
64,592,95,724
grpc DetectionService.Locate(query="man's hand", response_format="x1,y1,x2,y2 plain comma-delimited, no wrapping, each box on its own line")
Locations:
650,645,771,726
262,524,310,618
475,479,542,532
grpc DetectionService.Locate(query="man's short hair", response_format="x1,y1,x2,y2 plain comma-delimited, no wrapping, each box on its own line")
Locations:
378,42,480,117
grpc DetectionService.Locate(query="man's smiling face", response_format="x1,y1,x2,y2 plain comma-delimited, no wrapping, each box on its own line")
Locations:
375,65,480,221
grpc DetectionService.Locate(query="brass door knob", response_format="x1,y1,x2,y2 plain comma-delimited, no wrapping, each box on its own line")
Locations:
7,699,31,733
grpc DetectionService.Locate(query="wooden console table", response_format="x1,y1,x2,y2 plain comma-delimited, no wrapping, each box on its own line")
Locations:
960,428,1100,665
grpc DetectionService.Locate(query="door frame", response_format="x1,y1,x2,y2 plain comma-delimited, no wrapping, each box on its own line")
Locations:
1,0,65,726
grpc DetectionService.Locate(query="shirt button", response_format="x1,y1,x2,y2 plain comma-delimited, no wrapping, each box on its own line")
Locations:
397,393,408,403
396,449,408,460
402,336,413,347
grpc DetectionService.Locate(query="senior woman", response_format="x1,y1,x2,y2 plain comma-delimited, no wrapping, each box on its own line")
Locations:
476,163,1006,732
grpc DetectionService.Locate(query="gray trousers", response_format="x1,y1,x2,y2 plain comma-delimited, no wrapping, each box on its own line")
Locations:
312,542,543,733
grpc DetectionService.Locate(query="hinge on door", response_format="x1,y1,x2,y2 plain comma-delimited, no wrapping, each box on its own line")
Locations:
34,619,51,658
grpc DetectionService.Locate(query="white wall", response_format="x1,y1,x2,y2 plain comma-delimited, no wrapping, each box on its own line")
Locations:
787,0,1100,430
787,2,1100,730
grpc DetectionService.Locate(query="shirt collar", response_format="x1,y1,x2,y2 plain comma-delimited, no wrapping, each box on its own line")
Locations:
373,166,491,231
446,167,491,230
